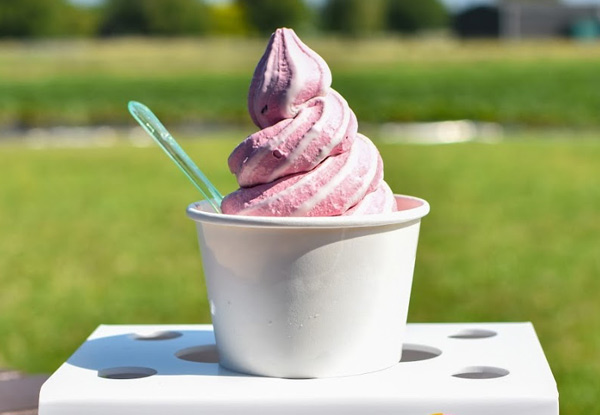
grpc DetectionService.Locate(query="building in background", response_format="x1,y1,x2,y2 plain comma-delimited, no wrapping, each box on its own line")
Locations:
453,1,600,39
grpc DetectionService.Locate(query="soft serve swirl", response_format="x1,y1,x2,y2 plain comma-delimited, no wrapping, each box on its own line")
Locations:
221,28,397,217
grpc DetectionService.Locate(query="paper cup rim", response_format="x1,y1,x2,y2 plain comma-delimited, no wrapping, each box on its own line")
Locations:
186,194,430,229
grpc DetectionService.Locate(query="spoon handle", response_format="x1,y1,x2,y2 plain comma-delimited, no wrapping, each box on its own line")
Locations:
128,101,223,213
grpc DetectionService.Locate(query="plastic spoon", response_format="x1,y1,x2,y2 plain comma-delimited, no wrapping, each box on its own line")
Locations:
128,101,223,213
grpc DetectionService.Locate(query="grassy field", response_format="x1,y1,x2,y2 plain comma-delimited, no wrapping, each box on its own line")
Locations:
1,37,600,127
1,134,599,414
1,37,599,414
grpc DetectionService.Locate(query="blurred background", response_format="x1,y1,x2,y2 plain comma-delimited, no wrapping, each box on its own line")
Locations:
0,0,599,413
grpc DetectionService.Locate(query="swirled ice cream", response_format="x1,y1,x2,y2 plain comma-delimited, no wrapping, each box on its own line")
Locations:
221,28,396,217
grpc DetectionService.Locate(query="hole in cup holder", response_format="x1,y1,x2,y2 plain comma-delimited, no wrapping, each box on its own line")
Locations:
452,366,509,379
131,330,183,341
176,344,220,363
98,366,157,379
400,344,442,363
449,328,497,339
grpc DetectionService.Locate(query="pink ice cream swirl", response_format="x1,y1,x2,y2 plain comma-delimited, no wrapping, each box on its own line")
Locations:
221,28,397,217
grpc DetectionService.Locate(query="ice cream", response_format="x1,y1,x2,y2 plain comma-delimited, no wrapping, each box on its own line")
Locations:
221,27,397,217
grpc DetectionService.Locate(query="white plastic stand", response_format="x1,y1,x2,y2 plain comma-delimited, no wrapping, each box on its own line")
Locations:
39,322,558,415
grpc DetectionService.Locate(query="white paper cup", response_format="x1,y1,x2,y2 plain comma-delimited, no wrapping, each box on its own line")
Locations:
186,194,429,378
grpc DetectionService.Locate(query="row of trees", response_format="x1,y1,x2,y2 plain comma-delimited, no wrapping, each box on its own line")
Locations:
0,0,449,38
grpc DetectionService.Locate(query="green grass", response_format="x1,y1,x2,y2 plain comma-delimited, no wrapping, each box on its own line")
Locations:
0,136,599,414
1,37,599,413
1,38,600,127
387,137,600,415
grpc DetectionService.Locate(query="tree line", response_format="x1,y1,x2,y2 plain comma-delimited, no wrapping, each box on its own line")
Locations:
0,0,449,38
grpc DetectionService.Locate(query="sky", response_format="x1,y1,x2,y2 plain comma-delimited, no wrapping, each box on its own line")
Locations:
71,0,600,14
441,0,600,12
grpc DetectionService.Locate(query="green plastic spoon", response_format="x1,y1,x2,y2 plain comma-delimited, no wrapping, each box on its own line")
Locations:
128,101,223,213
